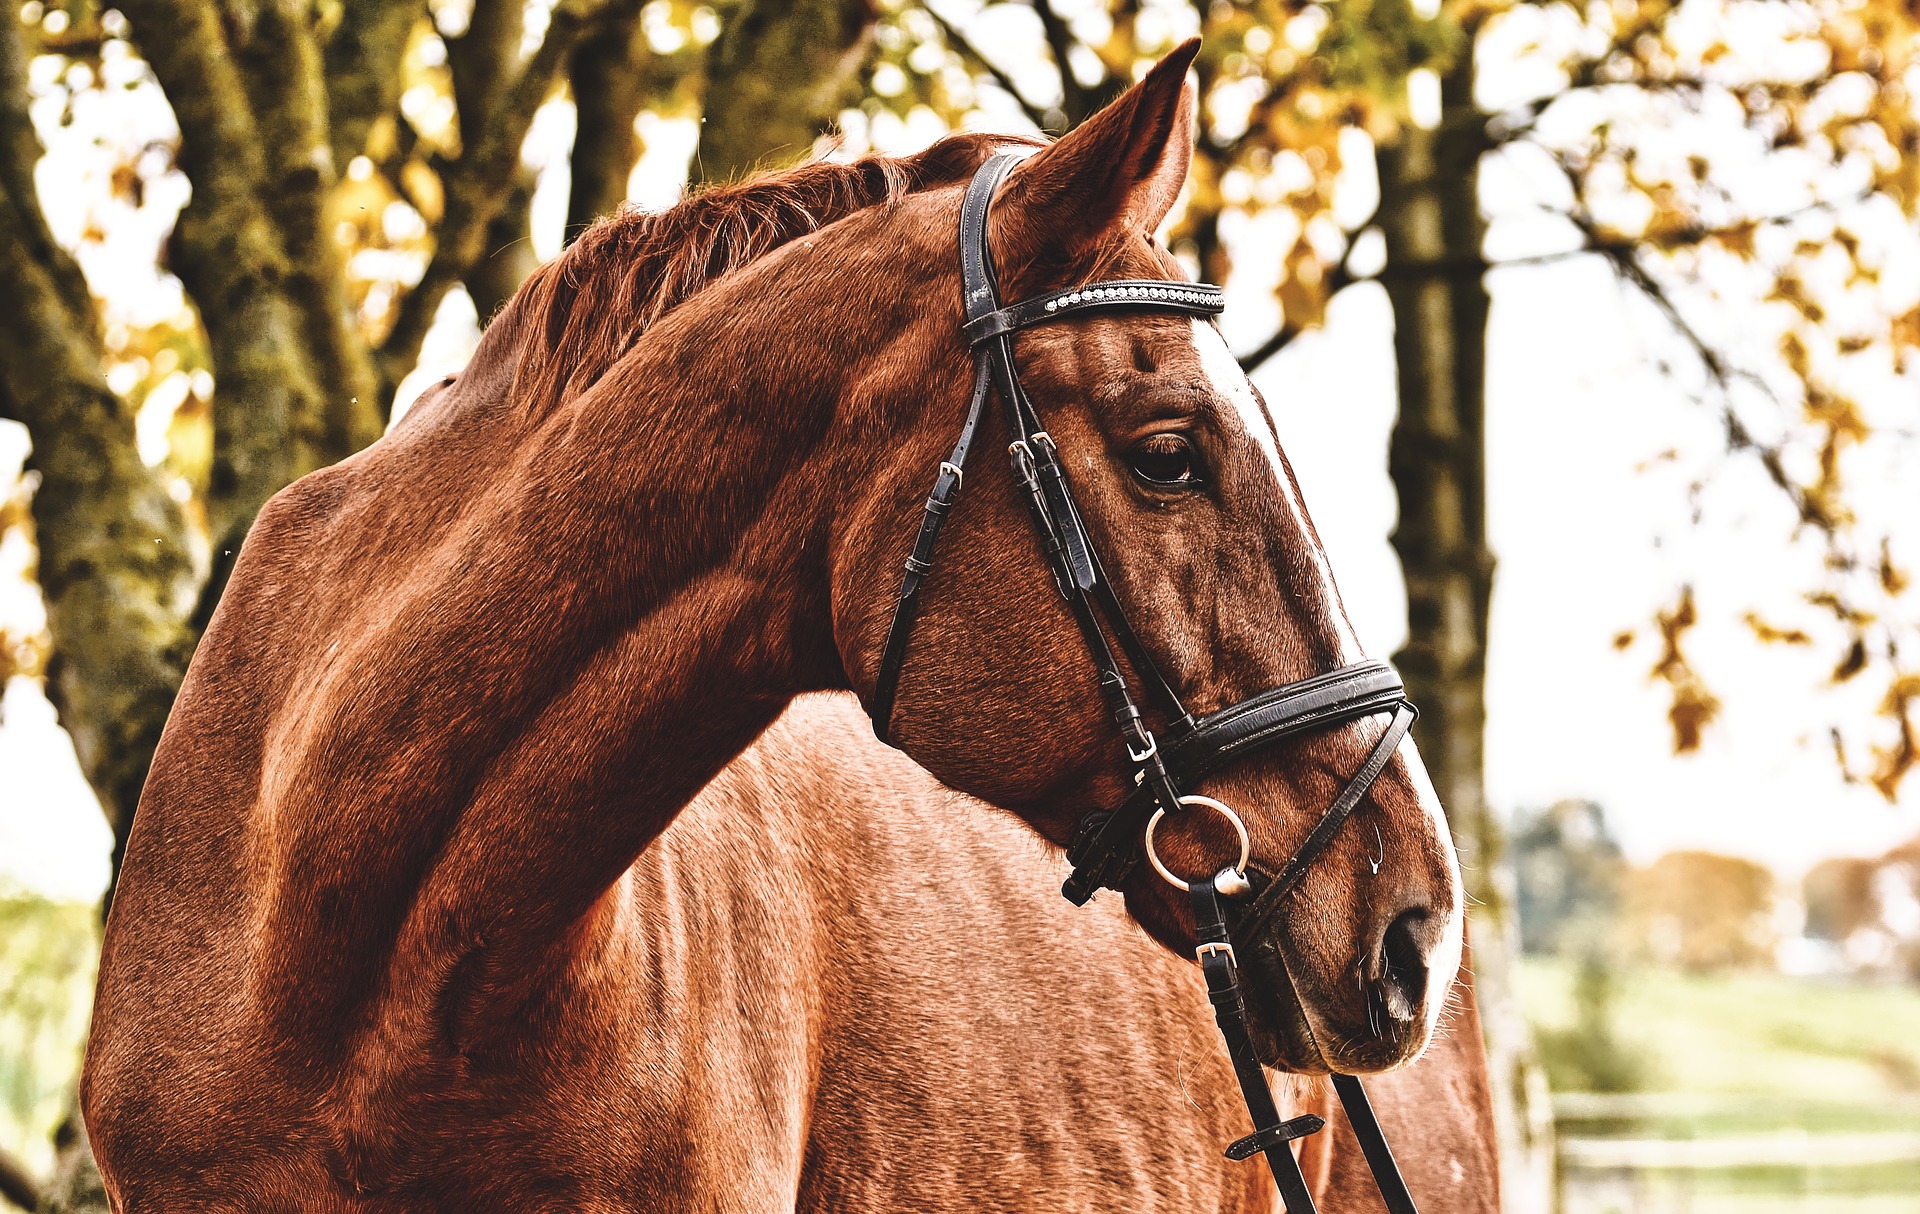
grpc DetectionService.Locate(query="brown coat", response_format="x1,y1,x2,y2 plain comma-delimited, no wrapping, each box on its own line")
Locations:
82,42,1490,1209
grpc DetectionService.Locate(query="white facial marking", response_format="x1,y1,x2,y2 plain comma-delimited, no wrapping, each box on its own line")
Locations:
1188,320,1361,661
1190,320,1285,483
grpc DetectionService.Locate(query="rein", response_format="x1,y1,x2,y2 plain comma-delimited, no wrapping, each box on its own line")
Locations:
872,151,1427,1213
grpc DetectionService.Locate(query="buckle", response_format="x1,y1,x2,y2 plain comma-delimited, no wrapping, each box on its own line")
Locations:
1127,731,1158,764
1195,940,1237,968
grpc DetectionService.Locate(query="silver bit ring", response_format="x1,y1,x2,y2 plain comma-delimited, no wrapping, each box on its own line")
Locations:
1144,795,1251,892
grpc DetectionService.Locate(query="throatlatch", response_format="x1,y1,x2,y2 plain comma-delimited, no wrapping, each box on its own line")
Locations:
872,150,1431,1213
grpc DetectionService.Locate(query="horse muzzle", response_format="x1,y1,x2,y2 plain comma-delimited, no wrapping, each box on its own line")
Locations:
1234,895,1460,1075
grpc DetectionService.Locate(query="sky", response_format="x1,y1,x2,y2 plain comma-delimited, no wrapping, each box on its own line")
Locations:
3,8,1918,902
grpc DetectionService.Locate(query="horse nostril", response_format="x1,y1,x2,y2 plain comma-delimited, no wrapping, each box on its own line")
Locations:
1374,909,1434,1025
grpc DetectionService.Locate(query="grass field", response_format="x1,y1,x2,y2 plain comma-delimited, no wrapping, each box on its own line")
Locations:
1517,958,1920,1105
1519,958,1920,1213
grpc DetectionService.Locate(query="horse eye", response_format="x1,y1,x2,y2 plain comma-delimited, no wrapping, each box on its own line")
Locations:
1128,433,1200,489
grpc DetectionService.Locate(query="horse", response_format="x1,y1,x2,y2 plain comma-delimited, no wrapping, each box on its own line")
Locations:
612,690,1497,1212
83,39,1481,1209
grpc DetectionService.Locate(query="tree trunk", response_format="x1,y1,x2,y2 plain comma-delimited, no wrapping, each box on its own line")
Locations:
1376,51,1556,1213
0,15,197,894
466,170,541,323
692,0,876,183
566,0,651,236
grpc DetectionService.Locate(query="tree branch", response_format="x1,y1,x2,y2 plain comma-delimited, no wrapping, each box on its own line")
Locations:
447,0,528,151
566,0,657,234
323,0,425,169
232,0,384,454
1569,210,1834,534
1528,137,1839,537
379,2,602,384
692,0,877,184
925,4,1050,132
118,0,337,545
1236,320,1306,375
0,25,88,322
0,1143,38,1212
1031,0,1097,126
1236,263,1358,375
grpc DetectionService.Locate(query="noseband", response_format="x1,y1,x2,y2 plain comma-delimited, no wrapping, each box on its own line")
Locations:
870,152,1429,1213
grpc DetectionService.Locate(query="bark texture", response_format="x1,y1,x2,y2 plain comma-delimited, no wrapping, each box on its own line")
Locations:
1377,50,1555,1212
0,17,197,875
693,0,876,183
4,3,638,1206
565,0,651,235
323,0,421,169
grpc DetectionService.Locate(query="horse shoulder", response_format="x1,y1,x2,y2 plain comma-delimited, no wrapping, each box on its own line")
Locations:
734,697,1271,1213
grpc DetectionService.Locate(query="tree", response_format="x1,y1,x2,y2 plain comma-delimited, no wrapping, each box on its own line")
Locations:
1804,838,1920,981
1628,849,1779,971
1803,854,1881,943
1,0,875,1202
1511,799,1627,958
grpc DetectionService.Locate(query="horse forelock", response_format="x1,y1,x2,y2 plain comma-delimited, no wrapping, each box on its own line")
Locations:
499,131,1032,419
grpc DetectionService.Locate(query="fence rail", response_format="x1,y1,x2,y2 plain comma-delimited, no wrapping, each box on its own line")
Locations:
1553,1092,1920,1121
1560,1131,1920,1170
1553,1091,1920,1214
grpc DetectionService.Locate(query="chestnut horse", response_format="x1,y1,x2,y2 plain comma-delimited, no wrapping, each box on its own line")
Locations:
84,41,1483,1210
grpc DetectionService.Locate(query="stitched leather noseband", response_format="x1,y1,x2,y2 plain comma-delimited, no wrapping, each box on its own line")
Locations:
871,151,1426,1214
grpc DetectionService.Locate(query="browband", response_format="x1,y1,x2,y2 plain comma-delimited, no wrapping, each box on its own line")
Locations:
961,279,1225,345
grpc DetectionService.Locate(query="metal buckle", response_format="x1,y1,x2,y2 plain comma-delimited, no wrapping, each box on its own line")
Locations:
1128,731,1158,764
1196,940,1237,967
939,461,963,489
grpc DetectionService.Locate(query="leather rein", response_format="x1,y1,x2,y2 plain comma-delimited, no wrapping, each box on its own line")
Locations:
871,151,1424,1214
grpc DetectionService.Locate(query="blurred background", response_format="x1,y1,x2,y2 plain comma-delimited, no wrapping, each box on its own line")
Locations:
0,0,1916,1211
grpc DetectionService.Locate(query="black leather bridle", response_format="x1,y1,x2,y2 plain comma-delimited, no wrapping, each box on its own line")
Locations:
871,151,1427,1214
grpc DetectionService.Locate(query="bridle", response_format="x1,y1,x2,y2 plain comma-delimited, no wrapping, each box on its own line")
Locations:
870,151,1431,1214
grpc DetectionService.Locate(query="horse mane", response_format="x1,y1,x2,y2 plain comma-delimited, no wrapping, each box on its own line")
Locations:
506,132,1030,417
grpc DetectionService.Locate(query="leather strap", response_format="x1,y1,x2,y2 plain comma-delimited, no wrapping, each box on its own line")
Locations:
1230,702,1417,946
1196,874,1426,1214
870,358,992,743
1331,1074,1421,1214
1192,876,1323,1214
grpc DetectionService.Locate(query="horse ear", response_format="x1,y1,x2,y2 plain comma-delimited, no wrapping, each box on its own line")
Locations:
994,38,1200,272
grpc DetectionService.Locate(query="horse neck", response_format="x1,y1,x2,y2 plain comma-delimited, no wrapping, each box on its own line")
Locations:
254,239,931,1058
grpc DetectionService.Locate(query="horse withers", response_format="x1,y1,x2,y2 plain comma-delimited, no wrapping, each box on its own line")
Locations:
84,39,1473,1209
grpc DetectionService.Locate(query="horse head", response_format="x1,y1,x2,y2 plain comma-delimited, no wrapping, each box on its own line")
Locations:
835,41,1463,1075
